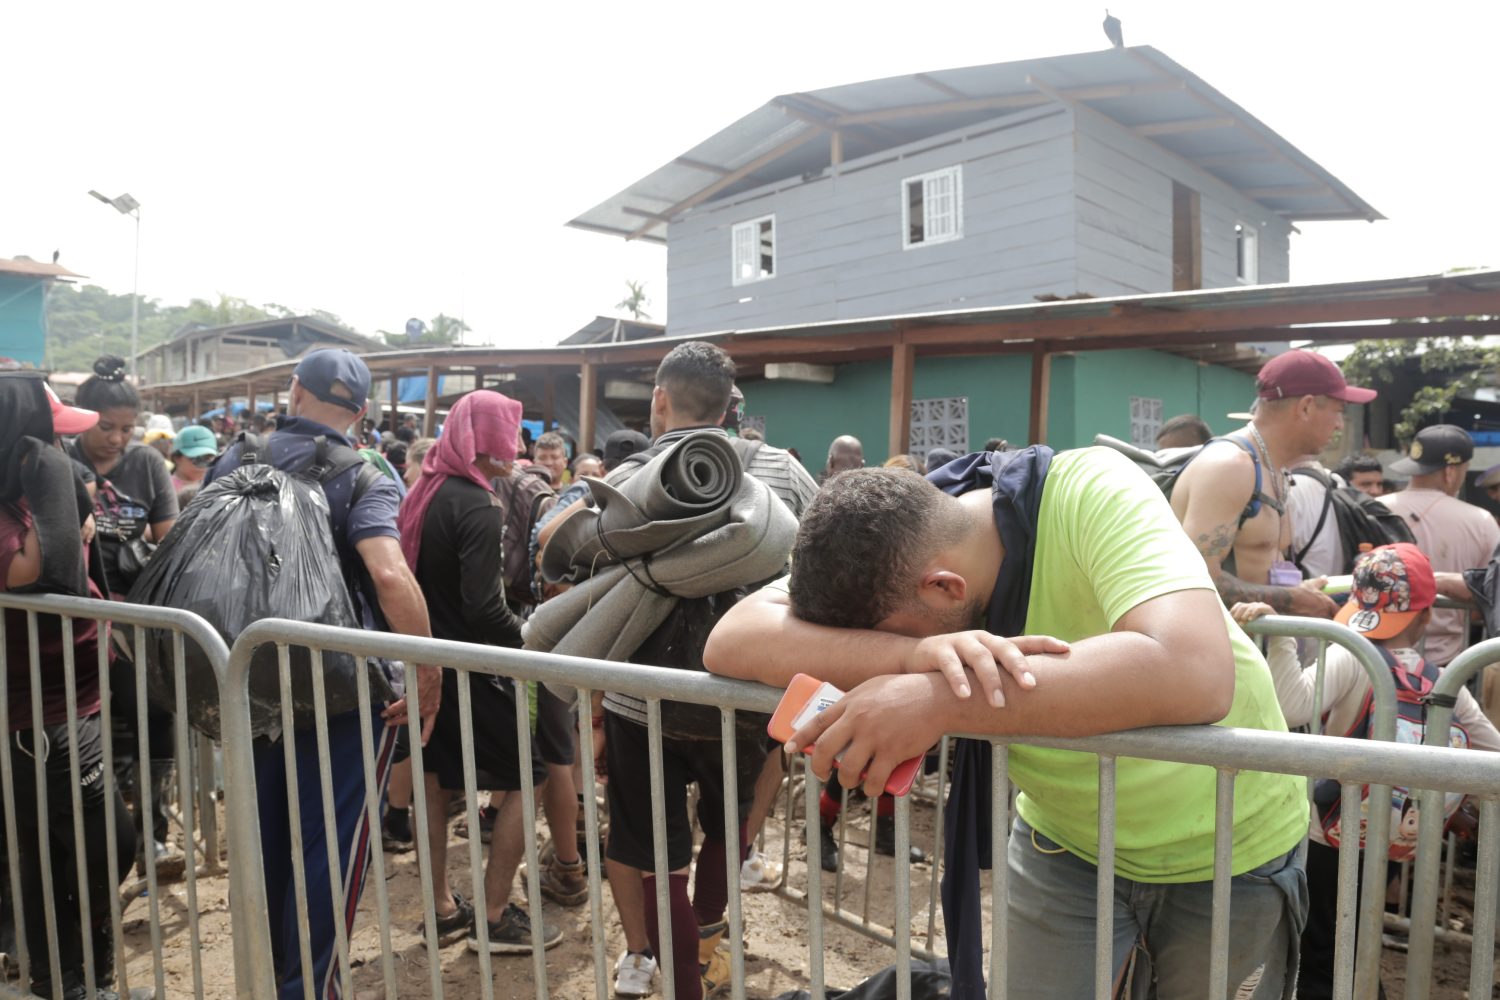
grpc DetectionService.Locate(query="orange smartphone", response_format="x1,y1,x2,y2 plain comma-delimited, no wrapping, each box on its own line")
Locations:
767,673,924,797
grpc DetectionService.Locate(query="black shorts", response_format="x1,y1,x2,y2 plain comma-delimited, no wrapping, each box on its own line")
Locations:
420,670,545,792
535,686,576,767
604,711,768,872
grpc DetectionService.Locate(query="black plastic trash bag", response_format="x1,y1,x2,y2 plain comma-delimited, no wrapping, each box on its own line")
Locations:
127,463,396,740
773,959,951,1000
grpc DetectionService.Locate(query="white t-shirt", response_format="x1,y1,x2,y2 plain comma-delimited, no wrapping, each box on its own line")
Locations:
1380,489,1500,666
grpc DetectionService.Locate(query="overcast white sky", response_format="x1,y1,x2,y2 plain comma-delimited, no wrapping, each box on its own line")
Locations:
6,0,1496,351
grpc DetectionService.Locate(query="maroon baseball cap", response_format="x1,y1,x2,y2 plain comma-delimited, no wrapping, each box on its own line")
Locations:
1256,351,1375,404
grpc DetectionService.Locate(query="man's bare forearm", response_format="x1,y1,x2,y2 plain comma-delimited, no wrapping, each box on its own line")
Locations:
1208,566,1298,613
703,593,916,689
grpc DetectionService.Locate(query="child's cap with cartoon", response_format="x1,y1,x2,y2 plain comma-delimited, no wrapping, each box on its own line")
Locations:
1335,543,1436,640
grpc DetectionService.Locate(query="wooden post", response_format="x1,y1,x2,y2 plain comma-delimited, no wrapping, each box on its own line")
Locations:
191,389,201,421
542,369,555,432
579,361,598,453
888,342,915,458
1028,349,1052,445
389,374,400,428
830,130,844,167
246,383,256,420
423,366,439,437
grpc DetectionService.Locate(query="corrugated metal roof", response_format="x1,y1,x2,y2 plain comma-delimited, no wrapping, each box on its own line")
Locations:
571,46,1380,241
0,257,84,279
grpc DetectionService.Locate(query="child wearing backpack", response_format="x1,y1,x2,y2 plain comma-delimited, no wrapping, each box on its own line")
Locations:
1232,542,1500,1000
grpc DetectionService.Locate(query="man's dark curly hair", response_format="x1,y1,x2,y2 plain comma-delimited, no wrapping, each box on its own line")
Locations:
656,341,736,424
790,468,963,629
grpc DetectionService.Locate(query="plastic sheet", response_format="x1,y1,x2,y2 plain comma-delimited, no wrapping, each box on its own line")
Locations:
127,464,396,739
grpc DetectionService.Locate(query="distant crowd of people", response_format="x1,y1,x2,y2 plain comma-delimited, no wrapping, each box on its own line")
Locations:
4,344,1500,999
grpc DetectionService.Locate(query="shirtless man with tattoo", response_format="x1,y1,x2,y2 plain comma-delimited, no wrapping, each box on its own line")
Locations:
1172,350,1375,616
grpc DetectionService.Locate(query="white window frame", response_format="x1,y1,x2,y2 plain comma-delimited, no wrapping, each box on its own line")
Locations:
731,214,776,286
1235,222,1259,284
902,166,964,250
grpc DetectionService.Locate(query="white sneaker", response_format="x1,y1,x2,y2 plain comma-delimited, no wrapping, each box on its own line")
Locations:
614,950,657,998
740,850,784,892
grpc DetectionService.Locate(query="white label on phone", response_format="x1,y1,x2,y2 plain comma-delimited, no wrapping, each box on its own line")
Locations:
790,681,845,733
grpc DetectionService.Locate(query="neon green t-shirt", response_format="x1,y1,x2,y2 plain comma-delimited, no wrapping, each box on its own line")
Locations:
1010,447,1307,881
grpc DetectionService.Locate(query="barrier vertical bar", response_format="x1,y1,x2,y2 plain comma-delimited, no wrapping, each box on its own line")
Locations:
990,743,1009,1000
353,657,398,998
925,737,949,952
27,612,63,999
0,614,30,992
134,624,167,1000
276,645,317,1000
861,789,878,926
173,631,206,997
60,620,98,998
721,708,747,1000
576,688,609,1000
804,772,826,1000
1311,641,1327,736
402,660,445,1000
198,732,219,871
457,674,495,989
307,651,356,1000
1438,833,1456,933
645,698,676,1000
1468,798,1500,1000
1331,784,1361,1000
95,623,128,998
894,792,913,1000
834,783,848,906
1207,769,1237,999
1403,786,1446,1000
514,678,549,1000
1094,755,1116,1000
1355,779,1394,1000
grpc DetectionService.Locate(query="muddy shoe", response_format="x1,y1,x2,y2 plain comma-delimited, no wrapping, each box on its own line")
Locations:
430,891,475,942
613,950,657,998
874,813,926,864
468,902,562,955
817,821,840,873
382,807,413,853
540,854,589,907
700,945,733,999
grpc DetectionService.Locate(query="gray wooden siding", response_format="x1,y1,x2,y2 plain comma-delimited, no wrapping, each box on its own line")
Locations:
1071,109,1291,297
666,106,1080,335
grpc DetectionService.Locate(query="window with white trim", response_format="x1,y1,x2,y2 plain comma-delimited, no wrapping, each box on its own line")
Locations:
902,166,963,249
1235,222,1259,284
731,215,775,285
910,396,969,459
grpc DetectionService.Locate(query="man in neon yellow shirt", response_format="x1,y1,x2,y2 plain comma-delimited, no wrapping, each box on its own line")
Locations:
705,445,1308,998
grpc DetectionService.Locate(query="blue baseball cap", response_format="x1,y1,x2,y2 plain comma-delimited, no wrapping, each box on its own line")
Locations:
293,349,370,413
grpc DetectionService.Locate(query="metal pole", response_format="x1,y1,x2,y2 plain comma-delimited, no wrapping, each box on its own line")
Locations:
131,207,141,381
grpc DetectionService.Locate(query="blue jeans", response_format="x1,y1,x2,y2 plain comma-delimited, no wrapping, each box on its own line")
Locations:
1006,818,1307,999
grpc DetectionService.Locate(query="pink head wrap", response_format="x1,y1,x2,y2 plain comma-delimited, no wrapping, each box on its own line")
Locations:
397,390,523,571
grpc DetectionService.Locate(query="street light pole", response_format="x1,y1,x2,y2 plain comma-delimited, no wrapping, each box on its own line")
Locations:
88,190,142,383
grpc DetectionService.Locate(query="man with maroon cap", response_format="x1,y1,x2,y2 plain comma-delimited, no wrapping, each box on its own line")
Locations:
1172,350,1375,615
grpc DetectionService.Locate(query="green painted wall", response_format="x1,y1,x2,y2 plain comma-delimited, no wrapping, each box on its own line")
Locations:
741,348,1259,471
0,275,47,367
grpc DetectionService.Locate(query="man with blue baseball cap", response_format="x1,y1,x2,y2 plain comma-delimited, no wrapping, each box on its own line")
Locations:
204,348,441,998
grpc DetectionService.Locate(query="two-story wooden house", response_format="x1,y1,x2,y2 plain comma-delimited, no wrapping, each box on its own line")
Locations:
569,46,1380,460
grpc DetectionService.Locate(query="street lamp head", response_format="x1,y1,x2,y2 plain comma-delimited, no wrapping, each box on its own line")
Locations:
88,190,139,215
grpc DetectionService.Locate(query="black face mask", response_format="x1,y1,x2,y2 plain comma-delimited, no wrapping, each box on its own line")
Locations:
0,372,56,504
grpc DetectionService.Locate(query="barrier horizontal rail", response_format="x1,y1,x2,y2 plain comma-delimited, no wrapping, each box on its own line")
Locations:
217,616,1500,1000
0,592,228,1000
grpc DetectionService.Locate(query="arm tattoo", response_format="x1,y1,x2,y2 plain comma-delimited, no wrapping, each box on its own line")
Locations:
1193,520,1296,613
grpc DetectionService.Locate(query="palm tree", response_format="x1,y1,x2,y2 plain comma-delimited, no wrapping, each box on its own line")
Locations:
616,280,650,321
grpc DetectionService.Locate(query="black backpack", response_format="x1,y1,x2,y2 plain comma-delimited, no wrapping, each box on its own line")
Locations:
492,469,556,611
128,432,393,739
1289,466,1415,575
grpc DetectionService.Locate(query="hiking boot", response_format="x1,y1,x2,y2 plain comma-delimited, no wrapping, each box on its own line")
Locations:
467,902,562,955
613,950,657,998
817,820,840,873
430,891,475,940
539,853,589,907
382,807,413,852
874,813,926,864
698,919,728,966
700,945,733,999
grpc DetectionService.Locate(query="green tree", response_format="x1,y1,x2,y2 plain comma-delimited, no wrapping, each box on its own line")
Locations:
615,280,650,321
1340,337,1500,447
377,313,471,347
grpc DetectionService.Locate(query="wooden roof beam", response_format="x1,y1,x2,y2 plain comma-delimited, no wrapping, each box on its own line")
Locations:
625,124,827,240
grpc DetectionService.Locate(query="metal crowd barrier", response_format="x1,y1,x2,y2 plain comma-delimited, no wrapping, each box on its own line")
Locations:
0,593,228,1000
216,614,1500,1000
